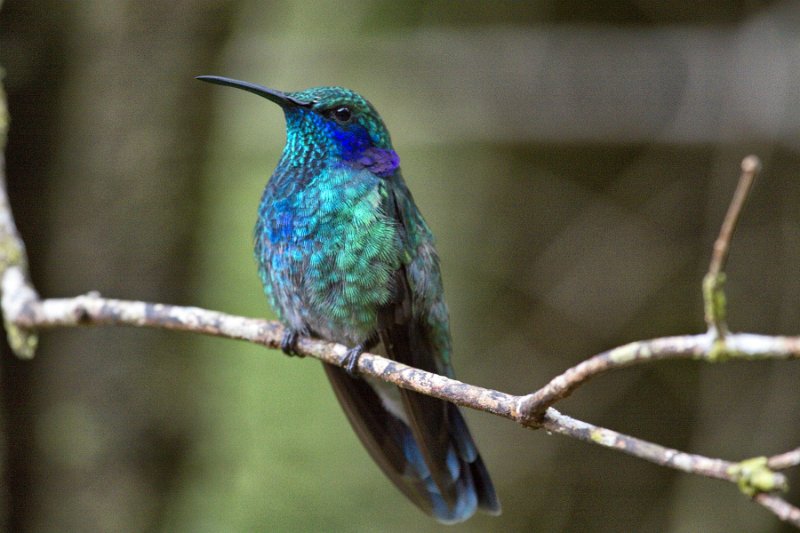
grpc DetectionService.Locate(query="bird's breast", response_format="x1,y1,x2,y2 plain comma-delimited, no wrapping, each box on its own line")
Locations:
257,168,404,344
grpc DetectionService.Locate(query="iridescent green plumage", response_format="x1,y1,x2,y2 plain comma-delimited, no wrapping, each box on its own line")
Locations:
198,76,500,523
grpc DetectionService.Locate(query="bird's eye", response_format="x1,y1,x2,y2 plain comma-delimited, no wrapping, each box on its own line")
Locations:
331,106,353,124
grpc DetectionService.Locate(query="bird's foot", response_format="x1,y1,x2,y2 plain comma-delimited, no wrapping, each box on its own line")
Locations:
342,346,364,376
280,329,304,357
342,335,378,376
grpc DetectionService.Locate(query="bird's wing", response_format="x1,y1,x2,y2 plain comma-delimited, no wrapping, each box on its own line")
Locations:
382,177,500,518
322,175,499,523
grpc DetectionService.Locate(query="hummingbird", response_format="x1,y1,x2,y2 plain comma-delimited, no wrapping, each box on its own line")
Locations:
197,75,500,523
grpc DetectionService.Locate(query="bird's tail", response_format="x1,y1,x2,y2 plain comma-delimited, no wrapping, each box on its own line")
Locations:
324,362,500,523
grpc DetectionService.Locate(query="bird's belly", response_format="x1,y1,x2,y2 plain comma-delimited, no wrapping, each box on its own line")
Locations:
262,219,402,345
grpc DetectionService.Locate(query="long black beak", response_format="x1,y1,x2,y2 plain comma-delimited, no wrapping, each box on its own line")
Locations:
196,75,312,108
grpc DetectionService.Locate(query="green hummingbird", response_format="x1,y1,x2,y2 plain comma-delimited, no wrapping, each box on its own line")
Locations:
198,75,500,523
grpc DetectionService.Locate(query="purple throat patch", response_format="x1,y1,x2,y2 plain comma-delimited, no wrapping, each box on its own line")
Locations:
355,147,400,177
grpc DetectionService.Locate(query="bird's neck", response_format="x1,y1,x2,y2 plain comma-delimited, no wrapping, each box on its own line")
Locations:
281,131,400,179
280,110,400,177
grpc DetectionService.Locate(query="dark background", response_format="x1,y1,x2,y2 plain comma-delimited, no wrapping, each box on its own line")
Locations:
2,1,800,531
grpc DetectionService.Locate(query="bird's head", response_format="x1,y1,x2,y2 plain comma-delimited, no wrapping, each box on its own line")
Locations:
197,76,398,174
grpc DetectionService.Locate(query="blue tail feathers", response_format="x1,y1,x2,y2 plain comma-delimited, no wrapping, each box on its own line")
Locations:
323,363,500,524
402,404,500,523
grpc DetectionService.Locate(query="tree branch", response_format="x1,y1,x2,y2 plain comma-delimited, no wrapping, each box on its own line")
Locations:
3,289,794,496
756,494,800,527
1,75,797,529
769,447,800,471
0,80,37,358
703,155,761,338
516,332,800,423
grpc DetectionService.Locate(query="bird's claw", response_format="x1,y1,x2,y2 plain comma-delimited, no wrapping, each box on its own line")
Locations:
342,335,379,376
280,329,303,357
342,346,363,376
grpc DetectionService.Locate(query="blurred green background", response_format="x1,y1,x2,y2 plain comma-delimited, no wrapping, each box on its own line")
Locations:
2,1,800,531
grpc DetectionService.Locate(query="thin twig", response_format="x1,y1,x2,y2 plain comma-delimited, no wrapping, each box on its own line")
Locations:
516,333,800,423
708,155,762,277
543,407,735,479
755,494,800,528
703,155,762,336
769,447,800,471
